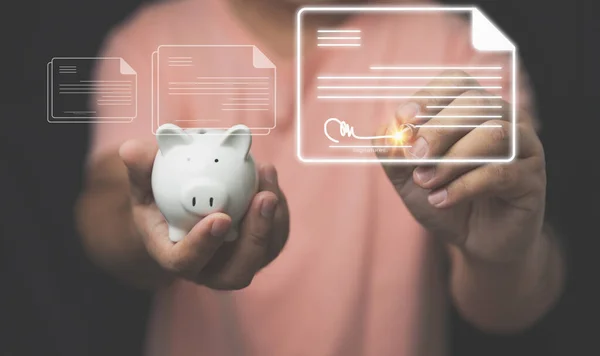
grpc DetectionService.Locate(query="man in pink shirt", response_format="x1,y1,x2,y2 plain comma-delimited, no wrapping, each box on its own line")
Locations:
76,0,566,355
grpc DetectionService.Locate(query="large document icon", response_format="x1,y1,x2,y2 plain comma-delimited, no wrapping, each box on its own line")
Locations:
152,45,277,134
47,57,137,123
296,7,518,163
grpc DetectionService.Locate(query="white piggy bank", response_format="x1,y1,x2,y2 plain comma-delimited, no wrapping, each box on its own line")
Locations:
151,123,258,242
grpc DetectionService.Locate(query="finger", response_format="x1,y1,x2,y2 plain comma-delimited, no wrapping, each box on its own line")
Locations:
395,70,482,125
166,213,231,279
378,70,479,170
207,191,278,289
373,123,416,186
143,212,230,279
263,194,290,266
414,118,542,190
426,156,545,209
406,90,506,159
412,119,511,189
257,163,289,265
379,69,482,152
377,70,483,182
258,164,282,195
135,205,176,264
119,139,158,205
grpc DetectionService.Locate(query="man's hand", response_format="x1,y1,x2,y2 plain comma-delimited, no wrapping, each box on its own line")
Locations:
119,139,290,290
376,69,546,264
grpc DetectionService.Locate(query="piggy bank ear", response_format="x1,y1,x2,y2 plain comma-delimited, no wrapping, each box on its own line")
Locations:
156,124,192,154
220,124,252,159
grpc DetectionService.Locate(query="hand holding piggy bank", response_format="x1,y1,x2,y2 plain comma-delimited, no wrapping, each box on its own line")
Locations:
151,124,258,242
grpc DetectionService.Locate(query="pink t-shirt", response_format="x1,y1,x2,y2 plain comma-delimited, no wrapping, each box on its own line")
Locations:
89,1,532,355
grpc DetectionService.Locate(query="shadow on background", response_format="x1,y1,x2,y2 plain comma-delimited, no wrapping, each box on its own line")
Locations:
5,2,153,355
445,1,595,355
3,1,596,355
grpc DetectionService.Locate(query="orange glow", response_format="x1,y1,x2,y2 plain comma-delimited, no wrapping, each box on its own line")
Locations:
387,123,415,146
393,130,406,144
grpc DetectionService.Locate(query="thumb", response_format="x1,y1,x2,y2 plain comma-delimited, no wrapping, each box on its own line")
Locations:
258,164,281,195
373,121,416,189
119,139,158,204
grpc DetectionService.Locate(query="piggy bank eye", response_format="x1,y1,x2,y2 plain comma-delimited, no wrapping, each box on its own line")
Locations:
214,159,219,163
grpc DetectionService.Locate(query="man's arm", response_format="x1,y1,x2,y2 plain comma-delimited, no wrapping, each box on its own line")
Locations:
75,150,172,289
73,8,175,288
441,17,566,332
447,223,566,333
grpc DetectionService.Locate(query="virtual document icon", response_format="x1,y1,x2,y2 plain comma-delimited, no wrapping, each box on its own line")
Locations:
296,7,518,163
152,45,276,135
47,57,137,123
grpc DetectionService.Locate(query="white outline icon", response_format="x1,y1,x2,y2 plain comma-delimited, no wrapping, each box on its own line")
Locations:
151,45,277,135
296,6,518,164
47,57,138,123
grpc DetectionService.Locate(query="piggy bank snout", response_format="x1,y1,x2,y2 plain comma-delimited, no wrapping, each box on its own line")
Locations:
180,180,229,216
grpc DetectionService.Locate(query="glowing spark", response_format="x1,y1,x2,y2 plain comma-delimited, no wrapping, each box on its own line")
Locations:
394,130,405,143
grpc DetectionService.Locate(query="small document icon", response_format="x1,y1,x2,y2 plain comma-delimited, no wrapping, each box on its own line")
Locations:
152,45,276,134
47,57,138,123
296,7,518,163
